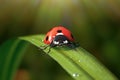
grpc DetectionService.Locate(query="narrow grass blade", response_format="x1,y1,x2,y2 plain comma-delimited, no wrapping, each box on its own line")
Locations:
20,35,118,80
0,39,28,80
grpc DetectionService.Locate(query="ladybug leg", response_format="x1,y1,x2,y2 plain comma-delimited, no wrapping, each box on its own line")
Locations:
75,42,80,47
67,42,80,49
40,45,52,53
40,45,49,50
47,47,52,53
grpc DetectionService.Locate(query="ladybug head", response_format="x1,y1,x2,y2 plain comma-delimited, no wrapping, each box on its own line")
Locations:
50,33,70,47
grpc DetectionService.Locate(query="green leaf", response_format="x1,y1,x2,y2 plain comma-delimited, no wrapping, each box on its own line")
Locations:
0,35,118,80
20,35,118,80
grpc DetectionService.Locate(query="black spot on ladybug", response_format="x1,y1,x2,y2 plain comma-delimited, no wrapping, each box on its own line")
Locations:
46,36,49,41
71,34,74,39
57,30,62,33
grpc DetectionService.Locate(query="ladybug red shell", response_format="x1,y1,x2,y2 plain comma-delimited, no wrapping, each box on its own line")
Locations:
43,26,75,47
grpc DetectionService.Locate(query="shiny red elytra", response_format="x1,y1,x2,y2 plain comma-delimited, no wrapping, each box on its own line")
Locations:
42,26,77,53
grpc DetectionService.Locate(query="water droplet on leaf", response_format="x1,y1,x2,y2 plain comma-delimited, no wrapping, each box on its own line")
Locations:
78,60,81,62
72,73,80,77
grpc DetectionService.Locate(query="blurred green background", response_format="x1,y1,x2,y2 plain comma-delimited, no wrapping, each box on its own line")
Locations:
0,0,120,80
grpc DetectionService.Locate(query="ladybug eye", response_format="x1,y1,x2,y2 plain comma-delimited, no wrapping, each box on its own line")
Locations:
46,36,49,41
71,34,74,39
57,30,62,33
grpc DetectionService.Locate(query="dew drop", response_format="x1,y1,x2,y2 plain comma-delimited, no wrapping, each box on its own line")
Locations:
78,60,81,62
72,73,80,77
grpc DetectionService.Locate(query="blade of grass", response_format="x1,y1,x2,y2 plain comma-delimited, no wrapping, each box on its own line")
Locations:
0,39,28,80
20,35,118,80
20,35,93,80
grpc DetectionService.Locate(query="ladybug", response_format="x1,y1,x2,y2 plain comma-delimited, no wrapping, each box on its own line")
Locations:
43,26,77,52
